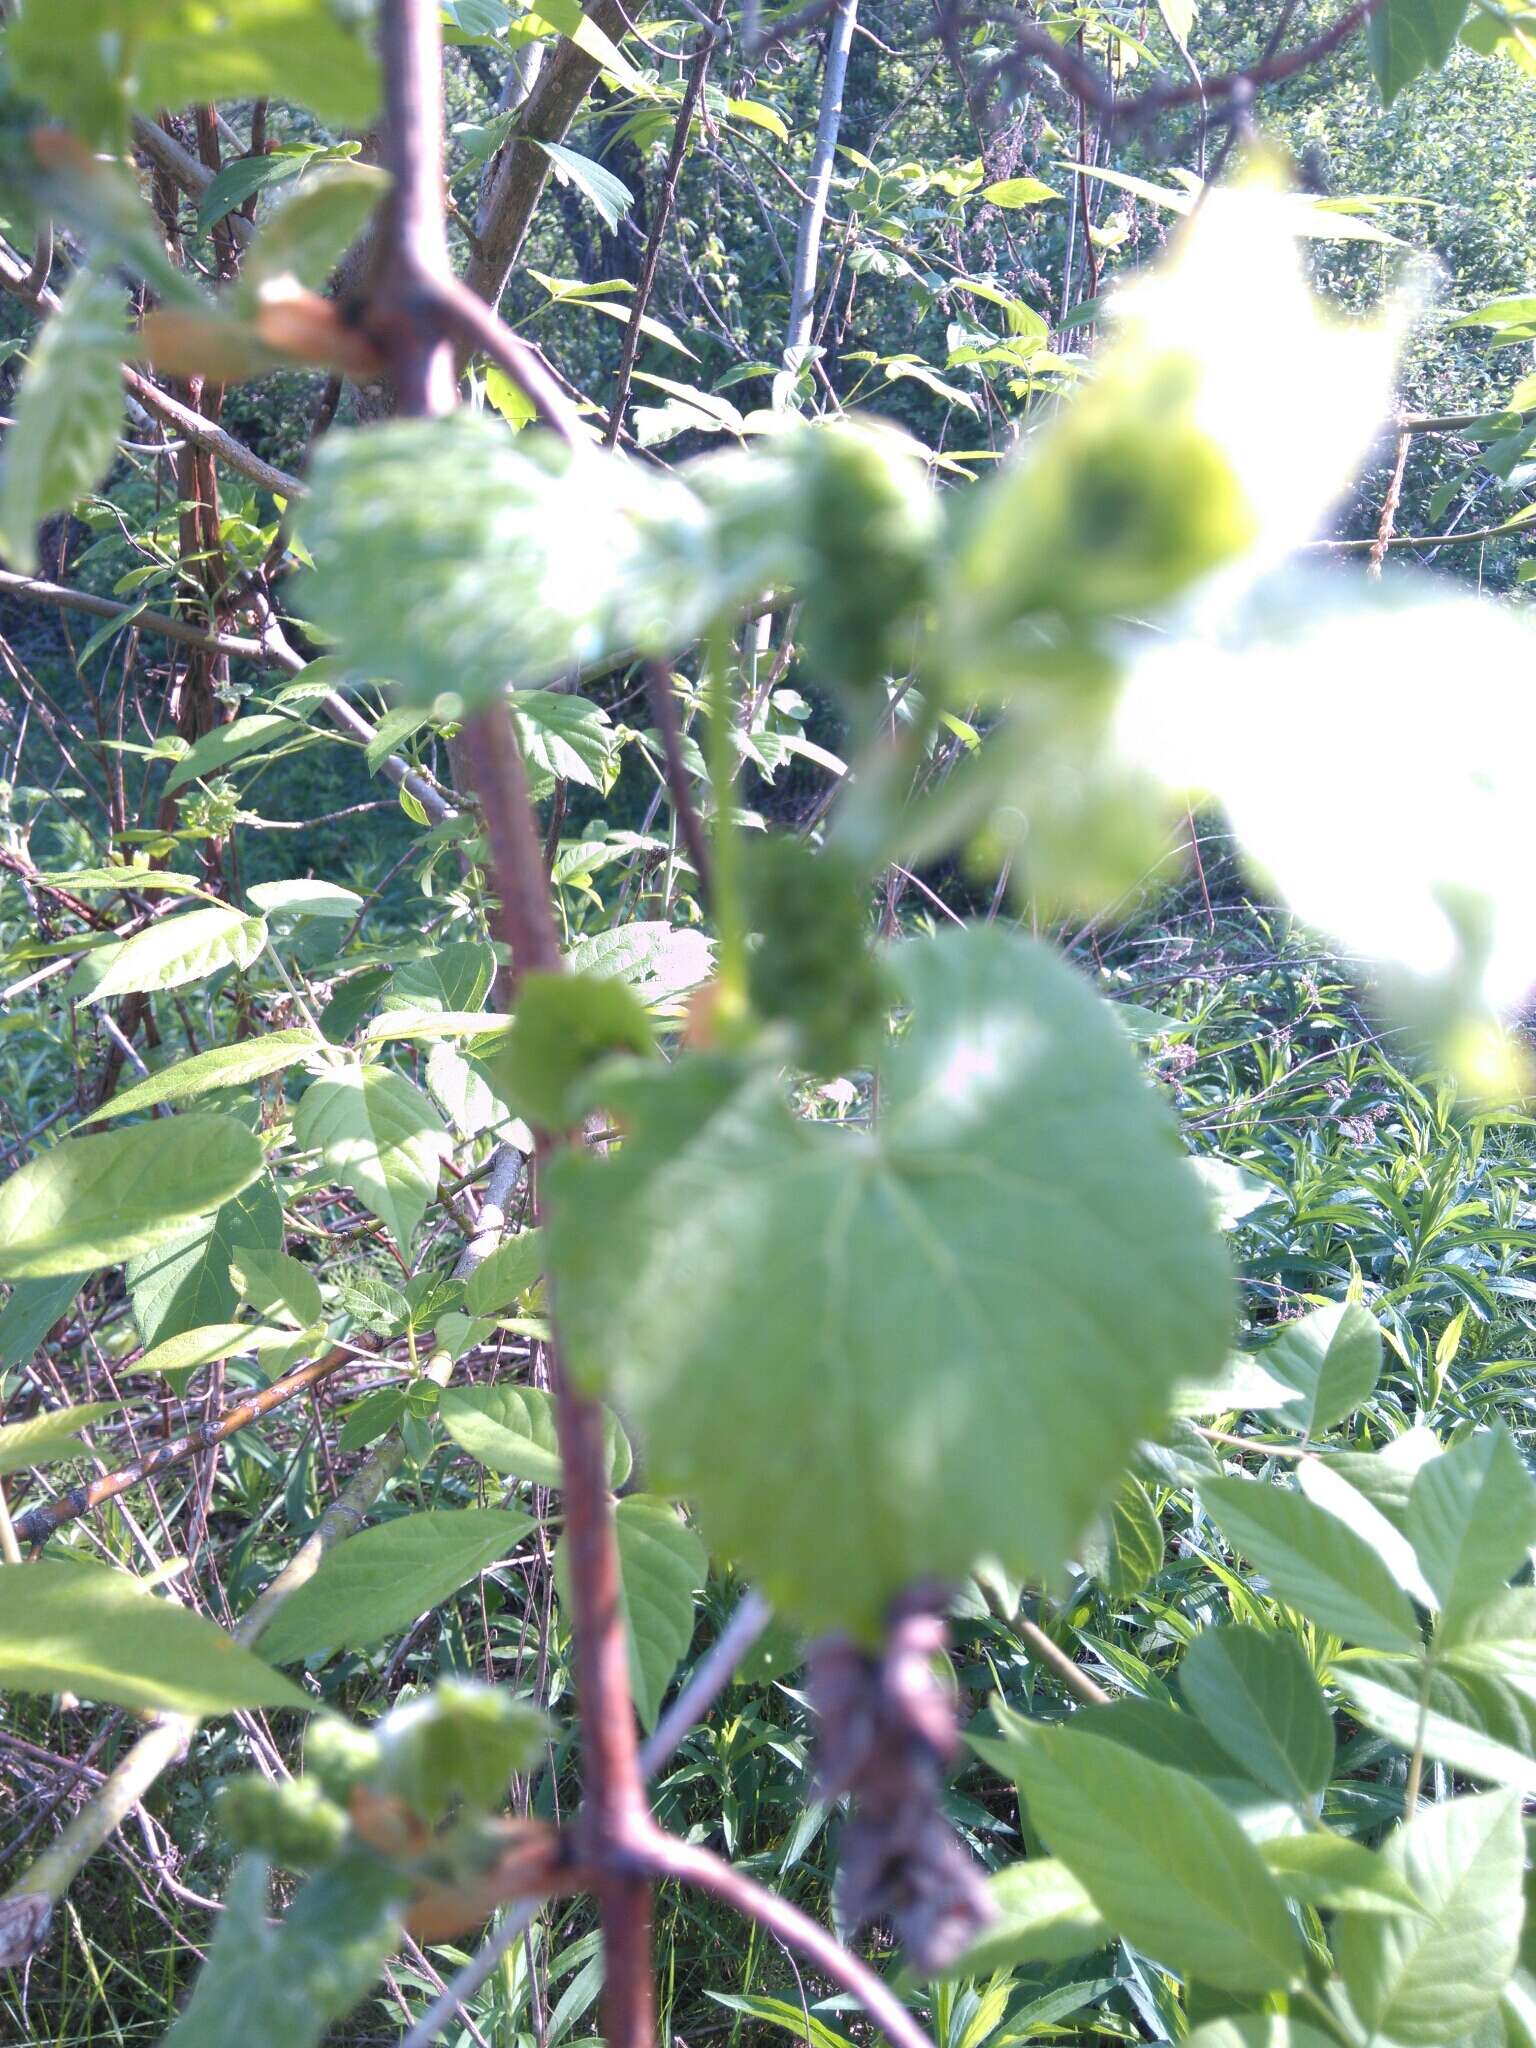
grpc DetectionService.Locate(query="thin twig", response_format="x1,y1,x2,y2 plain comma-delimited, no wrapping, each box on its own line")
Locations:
9,1345,360,1549
604,5,723,447
642,663,713,903
645,1833,938,2048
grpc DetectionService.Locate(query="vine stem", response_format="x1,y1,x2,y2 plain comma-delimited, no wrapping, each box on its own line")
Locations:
604,0,724,448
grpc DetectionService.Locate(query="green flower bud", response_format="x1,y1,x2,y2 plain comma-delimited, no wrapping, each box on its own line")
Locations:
304,1716,383,1805
744,837,891,1077
218,1775,349,1871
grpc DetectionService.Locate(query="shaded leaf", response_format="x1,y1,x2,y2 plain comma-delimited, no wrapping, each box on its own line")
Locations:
1180,1626,1334,1804
1262,1300,1383,1436
1007,1720,1305,1990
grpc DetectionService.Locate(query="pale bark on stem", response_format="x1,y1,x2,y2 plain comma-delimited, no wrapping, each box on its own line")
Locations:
1016,1615,1110,1708
786,0,859,356
461,0,635,312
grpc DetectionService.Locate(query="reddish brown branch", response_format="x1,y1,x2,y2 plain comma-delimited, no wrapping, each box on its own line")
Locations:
371,8,656,2047
644,1833,938,2048
974,0,1385,125
10,1345,360,1549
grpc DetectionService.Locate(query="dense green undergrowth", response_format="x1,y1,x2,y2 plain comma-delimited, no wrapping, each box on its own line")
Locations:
7,872,1536,2047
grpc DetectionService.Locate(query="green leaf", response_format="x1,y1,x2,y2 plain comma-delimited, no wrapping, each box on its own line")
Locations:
1081,1476,1164,1598
78,1029,320,1125
0,1401,118,1479
1407,1424,1536,1643
980,177,1062,207
163,714,300,794
79,906,268,1002
1186,2022,1341,2048
1007,1721,1305,1990
249,879,364,922
707,1995,854,2048
0,270,124,574
527,0,652,93
0,1117,266,1279
565,920,714,1005
611,1497,707,1732
1327,1429,1444,1532
1334,1792,1524,2044
938,1858,1108,1975
551,926,1231,1635
320,967,393,1043
1260,1833,1426,1916
511,691,617,791
980,1694,1270,1817
536,142,633,232
127,1175,283,1347
485,363,538,433
1337,1654,1536,1794
230,1247,324,1328
1261,1300,1383,1436
0,1272,83,1367
0,1560,310,1714
244,163,390,291
723,98,790,143
441,1382,630,1490
196,149,309,231
164,1854,404,2048
384,942,496,1015
1180,1626,1334,1804
11,0,381,150
1368,0,1473,101
333,1265,409,1338
300,416,726,709
1296,1453,1437,1609
294,1067,452,1250
1203,1474,1425,1655
495,972,654,1130
461,1229,545,1316
253,1508,532,1663
338,1386,411,1453
134,1321,293,1377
